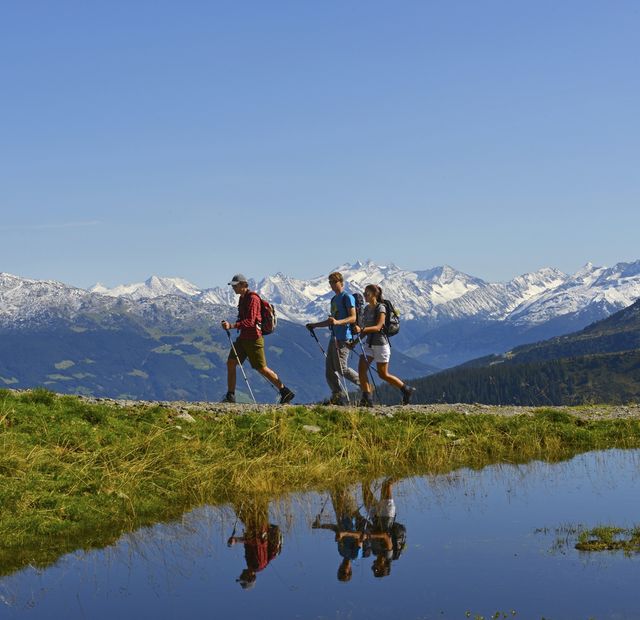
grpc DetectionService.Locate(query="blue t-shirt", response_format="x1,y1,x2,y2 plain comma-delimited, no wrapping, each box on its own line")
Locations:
338,536,364,560
330,292,355,341
337,516,364,560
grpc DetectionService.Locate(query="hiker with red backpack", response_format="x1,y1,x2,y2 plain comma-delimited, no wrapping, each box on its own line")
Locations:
228,496,283,590
354,284,415,407
221,274,295,404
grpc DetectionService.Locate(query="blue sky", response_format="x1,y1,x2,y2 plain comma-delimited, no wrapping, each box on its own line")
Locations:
2,1,639,289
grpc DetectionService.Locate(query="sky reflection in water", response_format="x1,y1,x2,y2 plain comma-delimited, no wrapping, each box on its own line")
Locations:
2,449,640,620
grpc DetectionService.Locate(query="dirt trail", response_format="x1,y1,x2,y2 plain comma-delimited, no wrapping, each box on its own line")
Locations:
74,395,640,421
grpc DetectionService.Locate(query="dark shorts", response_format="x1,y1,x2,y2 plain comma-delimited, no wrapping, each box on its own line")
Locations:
228,337,267,370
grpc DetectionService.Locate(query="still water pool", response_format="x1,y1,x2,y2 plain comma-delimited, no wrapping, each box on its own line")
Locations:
2,449,640,620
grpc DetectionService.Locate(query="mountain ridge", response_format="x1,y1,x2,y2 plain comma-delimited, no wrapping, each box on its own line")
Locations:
397,298,640,406
3,259,640,370
79,259,640,328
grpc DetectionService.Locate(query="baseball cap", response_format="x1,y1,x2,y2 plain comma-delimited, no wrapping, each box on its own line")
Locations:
236,569,257,589
228,274,248,286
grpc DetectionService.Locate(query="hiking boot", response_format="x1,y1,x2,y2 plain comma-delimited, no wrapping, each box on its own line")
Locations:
221,391,236,403
401,385,416,405
329,393,346,406
279,386,295,404
358,395,373,408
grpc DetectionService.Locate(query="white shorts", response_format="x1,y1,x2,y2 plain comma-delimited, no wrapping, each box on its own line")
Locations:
361,343,391,364
370,499,397,531
371,498,396,520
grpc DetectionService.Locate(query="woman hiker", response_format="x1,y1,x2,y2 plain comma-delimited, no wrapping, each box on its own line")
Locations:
354,284,415,407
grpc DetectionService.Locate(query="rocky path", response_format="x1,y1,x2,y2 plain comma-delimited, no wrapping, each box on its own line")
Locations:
74,395,640,421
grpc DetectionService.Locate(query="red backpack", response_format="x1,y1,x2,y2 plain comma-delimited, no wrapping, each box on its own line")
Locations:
251,292,277,335
244,525,282,572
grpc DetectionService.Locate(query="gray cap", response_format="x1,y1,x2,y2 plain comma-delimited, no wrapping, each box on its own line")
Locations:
236,569,257,589
228,274,248,286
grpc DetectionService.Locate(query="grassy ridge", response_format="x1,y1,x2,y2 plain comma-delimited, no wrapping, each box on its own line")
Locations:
2,389,640,576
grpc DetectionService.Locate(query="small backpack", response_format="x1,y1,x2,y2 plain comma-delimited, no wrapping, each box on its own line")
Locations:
250,292,277,335
342,292,364,334
352,292,365,332
390,522,406,560
267,524,283,562
381,299,400,337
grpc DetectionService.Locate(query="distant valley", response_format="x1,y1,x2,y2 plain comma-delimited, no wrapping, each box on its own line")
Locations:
1,259,639,403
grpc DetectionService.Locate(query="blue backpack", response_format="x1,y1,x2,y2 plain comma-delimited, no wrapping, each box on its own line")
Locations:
343,292,365,334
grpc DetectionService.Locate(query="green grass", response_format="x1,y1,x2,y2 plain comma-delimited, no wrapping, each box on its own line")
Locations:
576,525,640,554
2,389,640,576
537,522,640,555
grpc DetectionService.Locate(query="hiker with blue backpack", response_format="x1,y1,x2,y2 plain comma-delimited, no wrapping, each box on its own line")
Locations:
221,274,295,404
312,486,370,582
305,271,360,405
354,284,415,406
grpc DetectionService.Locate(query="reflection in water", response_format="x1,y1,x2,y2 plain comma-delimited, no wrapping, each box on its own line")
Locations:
2,450,640,619
364,478,406,579
312,478,406,581
314,484,370,582
227,497,283,589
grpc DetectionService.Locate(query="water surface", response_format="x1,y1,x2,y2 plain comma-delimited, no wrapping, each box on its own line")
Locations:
2,449,640,619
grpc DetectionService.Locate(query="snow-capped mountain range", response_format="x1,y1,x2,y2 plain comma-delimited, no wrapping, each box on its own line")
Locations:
91,275,201,300
0,272,228,330
82,259,640,326
1,260,639,331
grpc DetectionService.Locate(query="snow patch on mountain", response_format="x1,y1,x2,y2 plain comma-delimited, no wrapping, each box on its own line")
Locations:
0,272,229,329
1,272,111,327
437,267,569,321
90,276,201,300
509,261,640,325
254,260,486,322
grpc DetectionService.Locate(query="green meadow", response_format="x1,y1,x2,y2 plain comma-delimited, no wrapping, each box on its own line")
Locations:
2,388,640,576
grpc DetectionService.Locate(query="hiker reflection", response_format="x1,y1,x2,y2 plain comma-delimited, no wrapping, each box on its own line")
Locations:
312,487,369,582
363,478,406,578
227,497,282,590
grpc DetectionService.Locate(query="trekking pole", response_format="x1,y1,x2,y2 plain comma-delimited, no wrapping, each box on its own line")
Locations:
228,516,239,546
332,332,352,406
228,499,244,546
260,374,281,403
310,327,351,405
319,493,330,517
257,368,281,398
313,493,331,527
309,328,327,358
226,331,258,405
355,333,380,403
